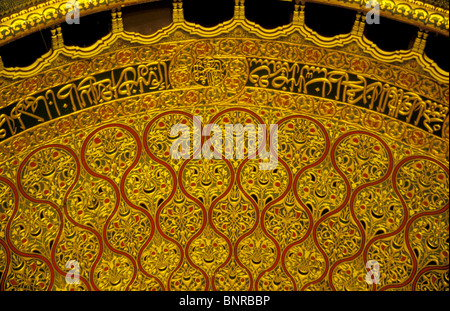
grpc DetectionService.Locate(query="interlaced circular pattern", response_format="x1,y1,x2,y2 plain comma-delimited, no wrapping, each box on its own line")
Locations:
0,35,448,291
0,104,448,291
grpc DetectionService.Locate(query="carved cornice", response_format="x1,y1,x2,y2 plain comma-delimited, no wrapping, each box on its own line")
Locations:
0,10,448,82
0,0,448,49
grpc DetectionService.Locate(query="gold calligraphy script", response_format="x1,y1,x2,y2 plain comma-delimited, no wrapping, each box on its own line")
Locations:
0,62,169,140
247,59,448,136
1,58,448,142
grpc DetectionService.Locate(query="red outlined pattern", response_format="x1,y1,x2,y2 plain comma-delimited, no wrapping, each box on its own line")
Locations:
0,108,448,291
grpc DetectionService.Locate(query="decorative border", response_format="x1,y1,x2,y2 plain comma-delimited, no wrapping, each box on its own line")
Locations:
0,17,448,82
1,36,448,106
0,0,448,49
0,87,447,163
307,0,449,34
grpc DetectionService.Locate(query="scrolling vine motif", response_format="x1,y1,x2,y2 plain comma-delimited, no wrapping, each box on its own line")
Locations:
0,106,448,291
